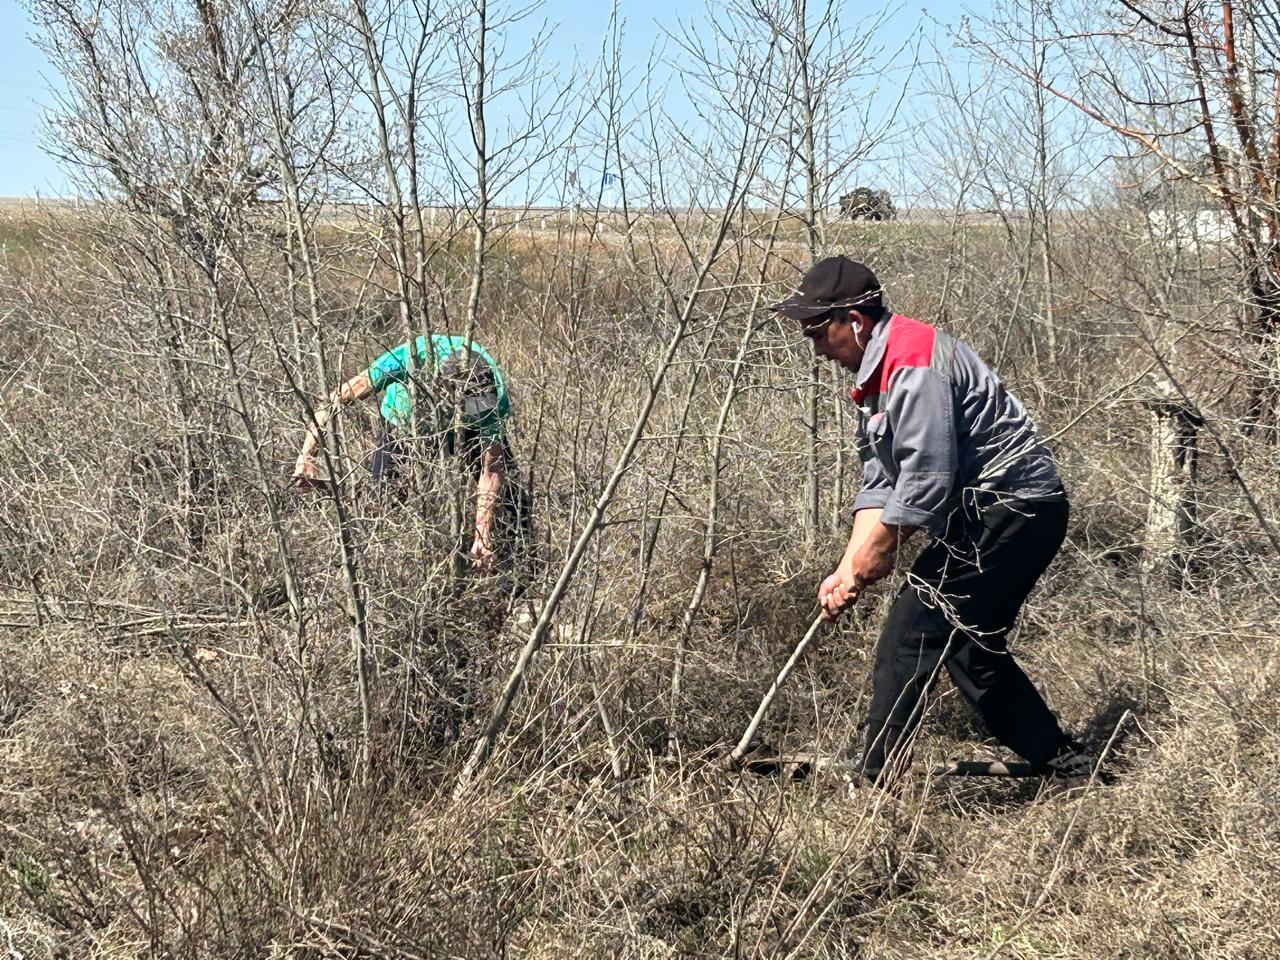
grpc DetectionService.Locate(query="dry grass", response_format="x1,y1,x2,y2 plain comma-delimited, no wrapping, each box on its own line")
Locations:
1,204,1278,958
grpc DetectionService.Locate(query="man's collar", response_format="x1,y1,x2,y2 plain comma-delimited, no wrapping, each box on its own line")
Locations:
854,314,894,392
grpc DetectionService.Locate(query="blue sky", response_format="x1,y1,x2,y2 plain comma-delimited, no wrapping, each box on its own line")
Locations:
0,0,983,198
1,0,62,195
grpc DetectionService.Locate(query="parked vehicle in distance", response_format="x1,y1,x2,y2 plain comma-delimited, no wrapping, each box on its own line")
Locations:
839,187,897,221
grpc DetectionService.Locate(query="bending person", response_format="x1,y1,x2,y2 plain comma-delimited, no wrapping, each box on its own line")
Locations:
773,256,1091,788
291,334,523,572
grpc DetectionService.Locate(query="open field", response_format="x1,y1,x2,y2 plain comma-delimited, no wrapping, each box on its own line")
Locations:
2,191,1279,959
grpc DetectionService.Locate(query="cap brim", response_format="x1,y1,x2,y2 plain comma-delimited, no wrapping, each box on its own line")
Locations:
771,294,836,321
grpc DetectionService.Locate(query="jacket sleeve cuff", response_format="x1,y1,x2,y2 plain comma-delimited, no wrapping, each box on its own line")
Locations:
853,488,892,512
881,470,953,537
879,499,939,531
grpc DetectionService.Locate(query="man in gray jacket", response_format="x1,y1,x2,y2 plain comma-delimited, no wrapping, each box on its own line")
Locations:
774,256,1089,786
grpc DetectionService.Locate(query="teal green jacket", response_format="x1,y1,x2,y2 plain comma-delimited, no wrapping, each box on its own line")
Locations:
367,334,510,442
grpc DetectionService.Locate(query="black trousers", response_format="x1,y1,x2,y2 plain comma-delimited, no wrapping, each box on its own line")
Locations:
370,426,409,483
370,427,535,589
862,491,1071,781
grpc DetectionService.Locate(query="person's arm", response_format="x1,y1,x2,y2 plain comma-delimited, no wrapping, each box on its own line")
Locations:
817,366,955,619
292,371,376,484
818,508,917,619
818,365,956,617
876,365,958,536
817,406,900,618
469,442,506,570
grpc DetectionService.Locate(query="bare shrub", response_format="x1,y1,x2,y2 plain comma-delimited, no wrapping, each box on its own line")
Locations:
2,0,1279,956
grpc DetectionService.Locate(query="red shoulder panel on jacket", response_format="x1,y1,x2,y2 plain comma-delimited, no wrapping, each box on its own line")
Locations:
851,315,937,403
876,314,935,395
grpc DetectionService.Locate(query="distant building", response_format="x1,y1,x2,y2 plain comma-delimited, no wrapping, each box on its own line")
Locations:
1145,205,1234,251
1131,160,1238,253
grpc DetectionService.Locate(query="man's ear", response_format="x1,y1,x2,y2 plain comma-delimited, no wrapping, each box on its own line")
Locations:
850,309,874,333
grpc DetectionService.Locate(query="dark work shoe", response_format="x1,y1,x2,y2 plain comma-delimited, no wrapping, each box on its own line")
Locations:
1043,740,1097,785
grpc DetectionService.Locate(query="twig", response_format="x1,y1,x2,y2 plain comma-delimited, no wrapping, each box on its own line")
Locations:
728,612,826,768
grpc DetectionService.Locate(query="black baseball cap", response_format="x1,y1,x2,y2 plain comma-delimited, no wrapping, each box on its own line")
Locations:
771,256,882,321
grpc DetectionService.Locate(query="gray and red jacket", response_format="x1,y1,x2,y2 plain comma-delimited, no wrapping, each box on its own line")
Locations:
851,314,1062,539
